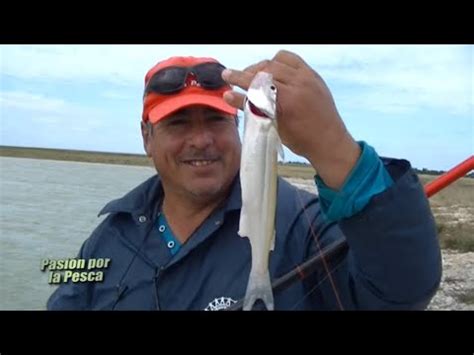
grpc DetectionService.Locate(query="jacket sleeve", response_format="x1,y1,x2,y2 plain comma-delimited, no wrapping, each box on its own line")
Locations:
304,158,442,310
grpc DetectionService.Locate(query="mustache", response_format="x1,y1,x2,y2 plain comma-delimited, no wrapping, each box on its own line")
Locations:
179,151,220,162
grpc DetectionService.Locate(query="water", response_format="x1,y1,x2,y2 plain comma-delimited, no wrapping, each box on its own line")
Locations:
0,157,156,310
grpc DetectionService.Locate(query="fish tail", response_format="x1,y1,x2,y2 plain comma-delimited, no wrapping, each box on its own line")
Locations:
243,270,274,311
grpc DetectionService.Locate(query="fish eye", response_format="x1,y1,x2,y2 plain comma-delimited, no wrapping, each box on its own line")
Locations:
270,85,276,91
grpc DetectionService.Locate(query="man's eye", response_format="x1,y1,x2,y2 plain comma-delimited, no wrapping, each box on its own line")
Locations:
169,120,186,126
209,115,226,122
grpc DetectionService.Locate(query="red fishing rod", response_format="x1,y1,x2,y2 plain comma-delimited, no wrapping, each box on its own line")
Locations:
425,156,474,198
228,155,474,311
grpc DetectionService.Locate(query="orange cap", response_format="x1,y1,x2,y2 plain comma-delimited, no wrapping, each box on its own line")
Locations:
142,56,237,124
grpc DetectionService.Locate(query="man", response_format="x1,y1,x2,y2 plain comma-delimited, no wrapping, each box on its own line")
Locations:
47,50,441,310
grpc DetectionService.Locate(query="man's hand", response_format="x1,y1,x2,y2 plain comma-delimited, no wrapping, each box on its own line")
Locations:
222,49,361,190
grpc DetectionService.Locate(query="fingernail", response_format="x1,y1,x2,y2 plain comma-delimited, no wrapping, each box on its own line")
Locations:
222,69,232,80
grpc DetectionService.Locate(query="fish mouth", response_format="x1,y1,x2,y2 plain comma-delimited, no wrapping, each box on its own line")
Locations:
248,100,271,119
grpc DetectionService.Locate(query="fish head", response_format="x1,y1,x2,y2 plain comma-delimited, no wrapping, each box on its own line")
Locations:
245,71,277,121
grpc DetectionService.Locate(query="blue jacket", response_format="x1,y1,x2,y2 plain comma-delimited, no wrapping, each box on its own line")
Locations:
47,158,441,310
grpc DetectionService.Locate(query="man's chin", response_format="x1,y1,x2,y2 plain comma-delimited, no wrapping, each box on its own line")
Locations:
187,184,226,201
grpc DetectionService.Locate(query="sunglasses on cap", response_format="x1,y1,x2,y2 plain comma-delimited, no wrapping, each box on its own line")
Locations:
144,62,228,96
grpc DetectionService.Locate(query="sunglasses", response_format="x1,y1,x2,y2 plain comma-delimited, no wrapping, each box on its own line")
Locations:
144,62,228,95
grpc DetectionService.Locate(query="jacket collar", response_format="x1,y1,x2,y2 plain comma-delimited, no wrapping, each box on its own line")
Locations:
98,174,163,218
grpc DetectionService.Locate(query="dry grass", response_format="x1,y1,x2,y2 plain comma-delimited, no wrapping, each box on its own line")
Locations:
277,164,316,179
456,289,474,304
419,174,474,252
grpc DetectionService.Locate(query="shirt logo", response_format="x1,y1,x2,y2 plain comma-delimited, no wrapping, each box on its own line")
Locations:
204,297,237,311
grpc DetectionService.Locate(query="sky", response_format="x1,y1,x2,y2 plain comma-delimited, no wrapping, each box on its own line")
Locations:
0,45,472,171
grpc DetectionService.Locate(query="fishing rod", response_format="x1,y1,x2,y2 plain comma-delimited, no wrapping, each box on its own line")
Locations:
228,155,474,311
227,231,348,311
424,156,474,198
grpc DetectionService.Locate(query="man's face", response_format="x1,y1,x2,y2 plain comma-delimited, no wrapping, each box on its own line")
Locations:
142,106,241,203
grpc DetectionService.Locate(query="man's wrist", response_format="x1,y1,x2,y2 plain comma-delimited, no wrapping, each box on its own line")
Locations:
308,133,361,190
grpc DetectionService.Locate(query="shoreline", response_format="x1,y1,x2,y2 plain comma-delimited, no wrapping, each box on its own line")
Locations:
0,146,153,167
0,146,318,179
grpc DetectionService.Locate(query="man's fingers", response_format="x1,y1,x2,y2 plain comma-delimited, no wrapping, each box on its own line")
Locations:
222,52,303,97
242,59,271,75
273,50,306,69
223,61,296,90
265,60,297,85
222,60,270,90
223,90,245,110
242,58,297,85
222,69,254,91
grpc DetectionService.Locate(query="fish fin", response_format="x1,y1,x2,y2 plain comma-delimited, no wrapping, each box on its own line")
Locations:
243,271,274,311
238,204,250,238
242,97,250,136
269,118,285,160
277,139,285,161
270,230,275,251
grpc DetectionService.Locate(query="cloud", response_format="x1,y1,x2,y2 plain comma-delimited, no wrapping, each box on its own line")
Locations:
2,45,471,117
0,90,106,127
100,90,133,100
1,91,68,112
1,46,146,86
315,46,472,116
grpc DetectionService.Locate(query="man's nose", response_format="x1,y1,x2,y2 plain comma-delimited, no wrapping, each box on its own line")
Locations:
188,124,214,149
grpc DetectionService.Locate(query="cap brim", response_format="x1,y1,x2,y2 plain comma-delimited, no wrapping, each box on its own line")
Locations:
148,93,238,124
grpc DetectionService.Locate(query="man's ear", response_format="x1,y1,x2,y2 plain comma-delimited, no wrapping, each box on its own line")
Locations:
141,121,152,157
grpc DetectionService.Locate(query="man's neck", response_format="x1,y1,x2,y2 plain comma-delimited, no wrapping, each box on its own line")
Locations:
161,192,227,244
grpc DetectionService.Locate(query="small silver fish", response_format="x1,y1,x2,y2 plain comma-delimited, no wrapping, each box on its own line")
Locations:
239,71,283,311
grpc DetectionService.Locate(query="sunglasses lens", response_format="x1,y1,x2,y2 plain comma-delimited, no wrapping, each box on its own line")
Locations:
146,67,187,94
145,62,228,96
194,63,227,89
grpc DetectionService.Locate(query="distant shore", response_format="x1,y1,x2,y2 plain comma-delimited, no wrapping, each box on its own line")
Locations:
0,146,317,179
0,146,153,167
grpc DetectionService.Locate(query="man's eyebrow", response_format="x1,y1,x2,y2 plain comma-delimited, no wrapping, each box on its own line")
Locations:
164,108,233,122
203,111,233,119
164,113,190,122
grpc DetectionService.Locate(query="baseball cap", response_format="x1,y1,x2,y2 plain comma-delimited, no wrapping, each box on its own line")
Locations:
142,56,237,124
